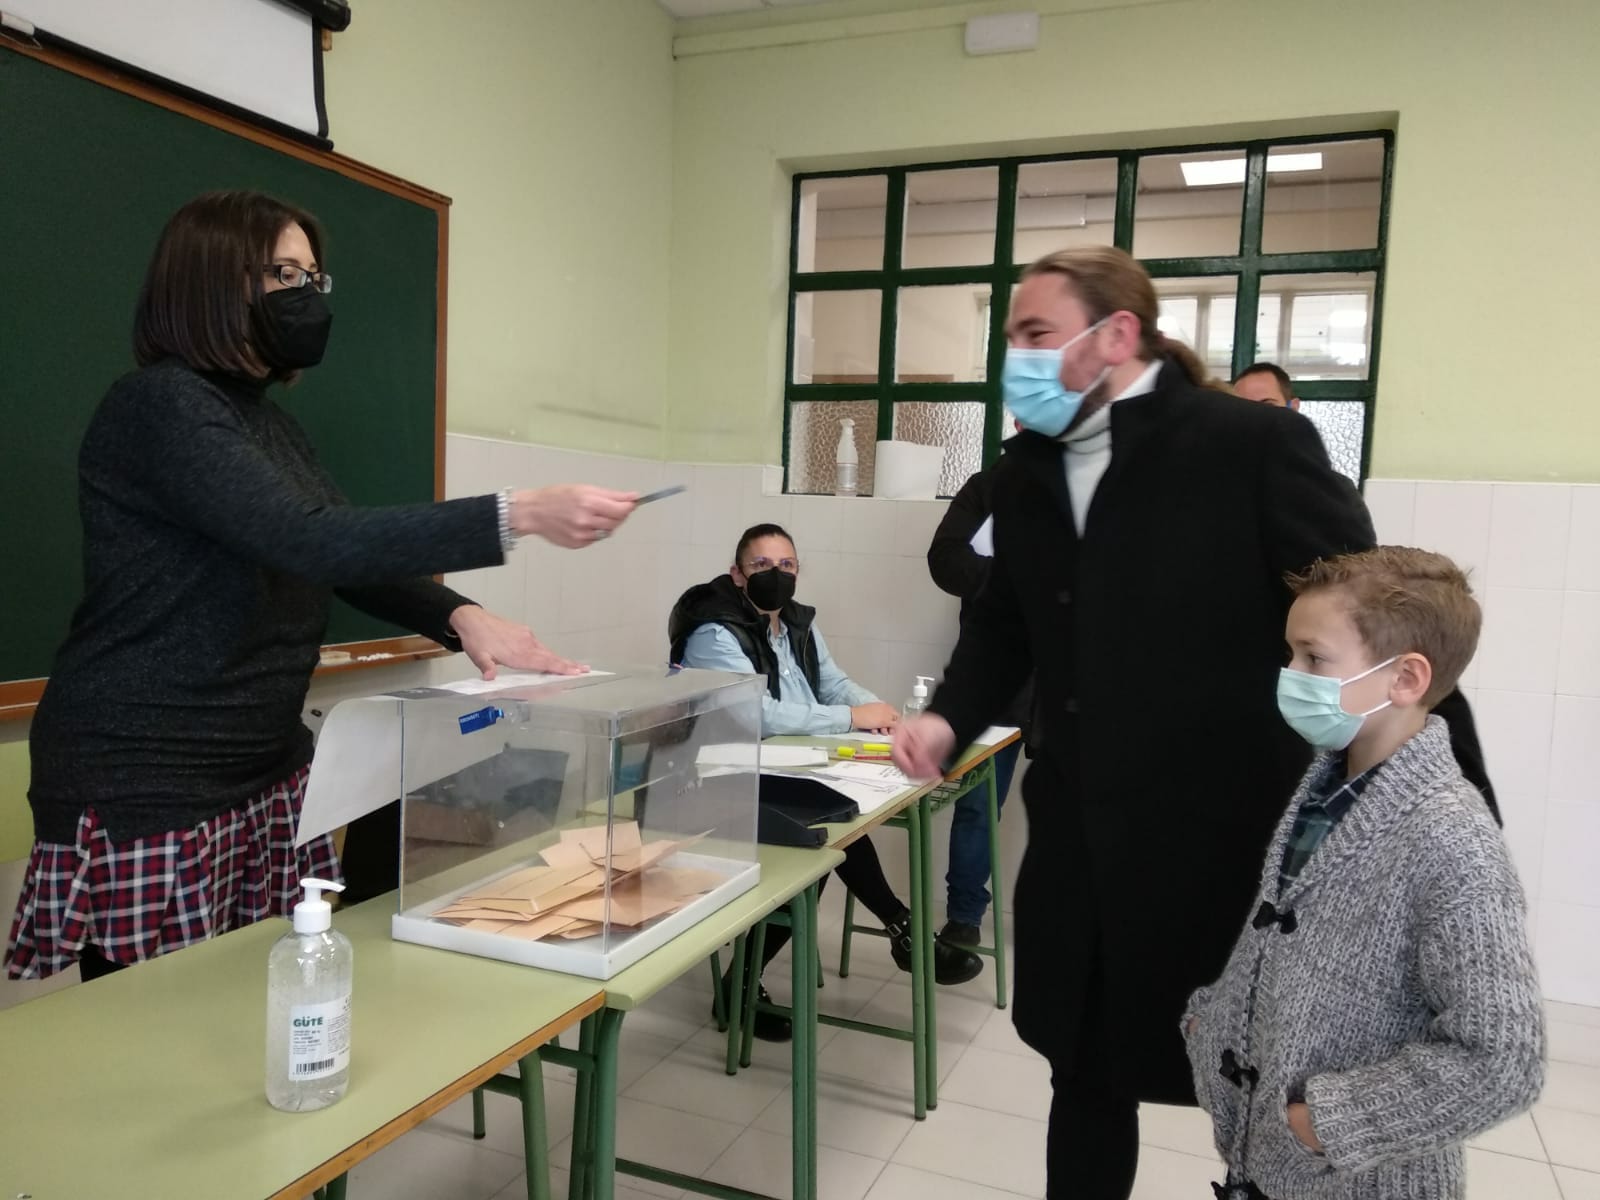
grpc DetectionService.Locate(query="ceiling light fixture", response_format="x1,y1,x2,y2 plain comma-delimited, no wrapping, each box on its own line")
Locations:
1179,152,1324,187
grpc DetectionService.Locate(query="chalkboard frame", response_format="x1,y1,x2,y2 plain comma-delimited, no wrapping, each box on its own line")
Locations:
0,39,453,721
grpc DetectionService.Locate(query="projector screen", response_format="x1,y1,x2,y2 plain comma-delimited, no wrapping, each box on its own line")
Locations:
6,0,329,140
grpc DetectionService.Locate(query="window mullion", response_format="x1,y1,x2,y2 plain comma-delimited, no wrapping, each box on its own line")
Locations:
986,161,1020,465
877,171,906,443
1233,145,1267,381
1113,153,1138,251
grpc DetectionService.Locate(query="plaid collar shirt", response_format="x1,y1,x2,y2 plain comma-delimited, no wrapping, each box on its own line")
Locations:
1278,755,1380,896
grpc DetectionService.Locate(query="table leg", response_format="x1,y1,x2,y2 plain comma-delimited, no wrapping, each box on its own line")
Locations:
920,790,939,1110
739,920,768,1071
907,798,929,1121
724,931,747,1076
791,881,819,1200
988,768,1009,1011
587,1009,624,1200
517,1049,552,1200
567,1015,599,1200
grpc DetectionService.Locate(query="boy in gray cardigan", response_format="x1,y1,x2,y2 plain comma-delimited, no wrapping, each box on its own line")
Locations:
1184,547,1543,1200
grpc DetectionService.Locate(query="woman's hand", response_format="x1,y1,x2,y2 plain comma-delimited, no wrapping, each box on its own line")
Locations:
892,713,956,781
449,606,587,680
849,702,900,735
509,485,637,549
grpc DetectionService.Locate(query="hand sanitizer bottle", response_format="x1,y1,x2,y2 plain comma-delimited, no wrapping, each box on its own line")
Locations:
904,675,934,718
834,417,858,497
266,878,353,1112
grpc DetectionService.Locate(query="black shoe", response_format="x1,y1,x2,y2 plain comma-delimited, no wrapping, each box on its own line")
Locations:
886,911,984,986
714,972,793,1043
939,920,982,947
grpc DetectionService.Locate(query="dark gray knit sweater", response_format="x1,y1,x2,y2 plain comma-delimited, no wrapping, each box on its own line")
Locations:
1183,716,1544,1200
29,360,504,844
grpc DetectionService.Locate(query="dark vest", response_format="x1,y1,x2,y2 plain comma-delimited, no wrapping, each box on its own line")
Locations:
667,574,822,699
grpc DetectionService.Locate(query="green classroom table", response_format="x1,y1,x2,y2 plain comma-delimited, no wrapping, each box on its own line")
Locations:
548,842,842,1200
756,732,1020,1116
0,897,603,1200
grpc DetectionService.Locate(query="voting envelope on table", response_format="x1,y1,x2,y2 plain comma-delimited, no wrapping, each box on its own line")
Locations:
298,666,766,979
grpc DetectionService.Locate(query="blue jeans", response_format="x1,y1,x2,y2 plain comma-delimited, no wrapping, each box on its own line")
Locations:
946,741,1020,926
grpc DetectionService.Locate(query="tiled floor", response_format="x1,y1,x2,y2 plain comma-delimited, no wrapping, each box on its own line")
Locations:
337,887,1600,1200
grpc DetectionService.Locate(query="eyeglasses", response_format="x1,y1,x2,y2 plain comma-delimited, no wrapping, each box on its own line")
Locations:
263,264,334,294
744,557,798,574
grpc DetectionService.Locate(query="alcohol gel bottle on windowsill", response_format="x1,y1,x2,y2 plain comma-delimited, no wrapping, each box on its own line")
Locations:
266,878,353,1113
834,417,858,497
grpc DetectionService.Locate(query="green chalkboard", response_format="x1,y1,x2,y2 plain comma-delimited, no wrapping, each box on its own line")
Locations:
0,45,448,712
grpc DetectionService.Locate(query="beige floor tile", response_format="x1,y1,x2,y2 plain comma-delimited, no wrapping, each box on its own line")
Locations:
346,1126,524,1200
1138,1103,1224,1163
1554,1165,1600,1200
864,1161,1040,1199
1544,1060,1600,1118
1464,1148,1563,1200
754,1073,920,1160
703,1126,885,1200
1130,1145,1225,1200
892,1099,1047,1196
1469,1110,1548,1160
939,1044,1052,1120
1535,1106,1600,1172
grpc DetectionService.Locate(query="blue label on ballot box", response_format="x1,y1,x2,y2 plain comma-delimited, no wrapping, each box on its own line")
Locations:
457,705,503,734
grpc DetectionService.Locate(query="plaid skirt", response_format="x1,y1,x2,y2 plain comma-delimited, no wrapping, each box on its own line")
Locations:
4,765,341,980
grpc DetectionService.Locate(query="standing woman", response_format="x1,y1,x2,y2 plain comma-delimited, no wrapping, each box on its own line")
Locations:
5,190,635,982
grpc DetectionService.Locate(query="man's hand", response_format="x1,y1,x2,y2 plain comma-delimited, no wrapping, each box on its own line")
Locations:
1287,1102,1323,1154
850,702,900,735
892,713,957,781
449,606,587,680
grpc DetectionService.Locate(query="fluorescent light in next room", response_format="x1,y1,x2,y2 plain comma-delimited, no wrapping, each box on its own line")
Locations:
1179,153,1324,187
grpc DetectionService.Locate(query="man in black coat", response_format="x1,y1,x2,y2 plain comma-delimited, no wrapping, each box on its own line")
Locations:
927,460,1034,946
893,247,1493,1200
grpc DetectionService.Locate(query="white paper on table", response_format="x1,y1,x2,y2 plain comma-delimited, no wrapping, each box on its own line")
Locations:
973,725,1022,747
969,515,995,558
436,669,614,696
829,732,897,744
696,743,828,770
813,760,910,787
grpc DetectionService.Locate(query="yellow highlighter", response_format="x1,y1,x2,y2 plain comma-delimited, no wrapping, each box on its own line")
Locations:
835,743,893,760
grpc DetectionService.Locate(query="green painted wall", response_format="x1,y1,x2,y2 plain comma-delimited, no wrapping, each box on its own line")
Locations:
324,0,676,458
666,0,1600,481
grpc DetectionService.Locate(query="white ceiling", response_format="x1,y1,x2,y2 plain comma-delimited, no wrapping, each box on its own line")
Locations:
658,0,847,17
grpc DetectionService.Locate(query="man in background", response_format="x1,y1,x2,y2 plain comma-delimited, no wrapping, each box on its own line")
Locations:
1232,361,1298,408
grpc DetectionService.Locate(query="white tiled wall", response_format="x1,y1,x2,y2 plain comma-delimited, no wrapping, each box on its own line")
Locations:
433,436,964,710
1365,479,1600,1006
362,442,1600,1007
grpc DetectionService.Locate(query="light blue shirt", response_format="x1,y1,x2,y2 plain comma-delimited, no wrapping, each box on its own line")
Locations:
680,620,879,735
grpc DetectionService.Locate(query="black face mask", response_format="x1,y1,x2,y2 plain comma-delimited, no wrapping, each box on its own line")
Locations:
251,286,333,372
744,567,796,612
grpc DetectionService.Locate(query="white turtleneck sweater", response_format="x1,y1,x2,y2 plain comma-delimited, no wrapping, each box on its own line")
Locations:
1061,360,1161,535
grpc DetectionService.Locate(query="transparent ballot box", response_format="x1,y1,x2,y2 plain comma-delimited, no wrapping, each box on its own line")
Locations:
300,668,763,978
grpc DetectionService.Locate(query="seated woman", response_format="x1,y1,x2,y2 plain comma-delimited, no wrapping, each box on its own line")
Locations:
670,523,982,1042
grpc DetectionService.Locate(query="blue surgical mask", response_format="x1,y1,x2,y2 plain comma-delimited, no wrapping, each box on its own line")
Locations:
1276,656,1399,751
1001,319,1110,436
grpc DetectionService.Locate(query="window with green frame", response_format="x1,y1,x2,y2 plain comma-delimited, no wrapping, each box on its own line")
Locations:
783,133,1391,495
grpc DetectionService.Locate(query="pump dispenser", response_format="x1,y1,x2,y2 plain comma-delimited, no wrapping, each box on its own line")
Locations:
834,418,858,497
266,877,353,1112
904,675,934,717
